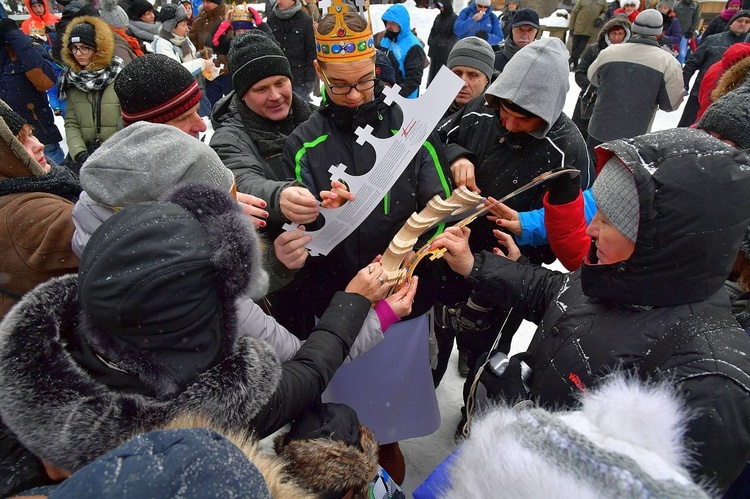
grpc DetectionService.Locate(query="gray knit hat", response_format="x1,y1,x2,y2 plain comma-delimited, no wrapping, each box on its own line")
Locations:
99,0,129,29
632,9,663,36
229,31,293,98
447,36,495,82
592,157,639,243
158,4,188,33
80,121,235,208
697,84,750,151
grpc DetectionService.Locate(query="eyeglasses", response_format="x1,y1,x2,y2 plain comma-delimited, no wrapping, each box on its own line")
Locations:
320,68,377,96
70,44,94,55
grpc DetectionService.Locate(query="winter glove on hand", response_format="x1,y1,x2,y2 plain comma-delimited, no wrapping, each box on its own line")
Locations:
594,18,604,28
0,18,19,40
547,168,581,205
475,29,488,40
446,297,493,333
74,152,89,165
478,351,531,403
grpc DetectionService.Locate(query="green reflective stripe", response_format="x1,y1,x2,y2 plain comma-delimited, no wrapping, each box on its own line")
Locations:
423,140,450,239
294,135,329,183
384,192,390,215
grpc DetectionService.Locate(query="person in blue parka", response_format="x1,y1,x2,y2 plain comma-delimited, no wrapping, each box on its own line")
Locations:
379,4,426,98
454,0,504,46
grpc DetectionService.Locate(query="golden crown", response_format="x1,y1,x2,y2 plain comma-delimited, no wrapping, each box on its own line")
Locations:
314,0,375,63
231,3,252,22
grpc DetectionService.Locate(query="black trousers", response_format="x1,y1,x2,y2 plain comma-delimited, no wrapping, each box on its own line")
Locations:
569,34,591,67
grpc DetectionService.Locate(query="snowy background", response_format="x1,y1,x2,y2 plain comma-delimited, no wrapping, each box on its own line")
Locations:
47,2,687,493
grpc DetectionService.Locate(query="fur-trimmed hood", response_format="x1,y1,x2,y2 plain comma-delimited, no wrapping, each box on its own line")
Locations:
711,44,750,101
0,274,282,473
61,16,117,71
0,99,47,181
274,424,380,497
596,16,632,47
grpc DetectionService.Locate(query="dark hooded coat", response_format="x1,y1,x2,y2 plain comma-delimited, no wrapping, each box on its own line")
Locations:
465,128,750,492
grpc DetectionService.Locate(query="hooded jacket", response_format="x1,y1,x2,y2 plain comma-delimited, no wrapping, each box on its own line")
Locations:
0,184,373,477
60,16,122,160
380,4,426,98
427,1,457,65
454,1,504,45
465,128,750,491
439,38,591,260
0,23,62,146
20,0,59,35
696,42,750,120
683,28,748,98
0,102,80,319
587,35,684,142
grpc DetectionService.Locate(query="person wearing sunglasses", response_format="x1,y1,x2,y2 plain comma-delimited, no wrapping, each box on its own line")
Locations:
59,16,123,171
454,0,504,47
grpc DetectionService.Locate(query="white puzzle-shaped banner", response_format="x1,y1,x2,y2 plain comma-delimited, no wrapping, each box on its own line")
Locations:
283,66,464,256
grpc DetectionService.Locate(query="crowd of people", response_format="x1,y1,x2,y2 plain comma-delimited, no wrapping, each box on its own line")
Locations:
2,0,750,496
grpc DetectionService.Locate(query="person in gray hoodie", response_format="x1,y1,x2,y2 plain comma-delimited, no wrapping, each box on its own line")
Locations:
434,38,591,430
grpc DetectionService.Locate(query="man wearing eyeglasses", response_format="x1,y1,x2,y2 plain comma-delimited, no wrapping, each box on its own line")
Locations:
280,8,451,484
454,0,504,46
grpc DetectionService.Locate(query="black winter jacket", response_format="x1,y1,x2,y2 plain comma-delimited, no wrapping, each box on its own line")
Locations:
427,7,457,81
465,129,750,492
683,29,746,97
282,85,452,318
437,96,591,263
266,10,317,88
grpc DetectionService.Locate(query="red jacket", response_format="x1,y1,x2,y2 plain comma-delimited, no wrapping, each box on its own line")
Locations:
544,191,589,271
696,43,750,122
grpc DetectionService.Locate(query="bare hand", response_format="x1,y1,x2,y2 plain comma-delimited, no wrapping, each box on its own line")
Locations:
345,261,389,303
492,229,521,261
224,9,233,21
485,197,521,236
320,180,355,209
472,11,483,21
386,276,419,317
430,226,474,277
274,225,311,270
280,186,319,224
450,157,480,193
237,192,268,228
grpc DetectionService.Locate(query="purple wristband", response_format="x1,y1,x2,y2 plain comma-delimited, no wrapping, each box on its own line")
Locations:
374,300,400,333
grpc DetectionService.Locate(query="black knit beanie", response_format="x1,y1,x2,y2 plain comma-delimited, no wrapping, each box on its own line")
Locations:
68,21,97,49
697,84,750,151
115,54,203,125
127,0,154,20
229,31,292,98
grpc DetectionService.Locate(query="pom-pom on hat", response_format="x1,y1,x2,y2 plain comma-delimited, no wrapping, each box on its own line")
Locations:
99,0,129,28
115,54,203,125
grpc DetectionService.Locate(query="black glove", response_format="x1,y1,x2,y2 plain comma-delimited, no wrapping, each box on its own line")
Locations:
547,168,581,205
478,351,531,403
445,297,493,333
74,151,89,165
0,18,19,39
475,30,488,40
685,31,693,39
594,18,604,28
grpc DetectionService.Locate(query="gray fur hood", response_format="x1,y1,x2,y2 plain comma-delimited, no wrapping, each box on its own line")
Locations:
485,37,570,139
0,274,282,473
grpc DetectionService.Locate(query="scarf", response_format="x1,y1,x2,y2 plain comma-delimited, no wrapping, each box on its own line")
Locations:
273,0,302,20
0,162,81,202
721,0,742,20
112,26,144,57
128,19,161,42
58,56,124,100
235,92,312,156
159,28,193,60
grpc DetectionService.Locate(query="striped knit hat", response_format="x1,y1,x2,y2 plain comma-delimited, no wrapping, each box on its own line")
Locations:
114,54,203,126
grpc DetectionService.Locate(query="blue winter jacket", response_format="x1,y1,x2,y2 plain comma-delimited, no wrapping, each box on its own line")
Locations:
0,28,62,145
454,2,504,46
380,4,426,98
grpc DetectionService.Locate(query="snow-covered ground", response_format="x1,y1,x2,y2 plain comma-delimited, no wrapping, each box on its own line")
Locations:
51,3,686,493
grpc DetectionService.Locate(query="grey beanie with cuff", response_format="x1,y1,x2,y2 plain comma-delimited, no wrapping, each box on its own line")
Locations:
632,9,663,36
447,36,496,82
592,157,639,242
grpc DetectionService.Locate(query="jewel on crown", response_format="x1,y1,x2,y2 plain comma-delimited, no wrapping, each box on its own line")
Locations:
314,0,375,63
231,2,252,22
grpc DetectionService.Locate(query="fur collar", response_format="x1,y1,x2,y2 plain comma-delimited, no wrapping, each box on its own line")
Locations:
0,275,282,473
711,56,750,102
0,102,46,180
61,16,117,72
